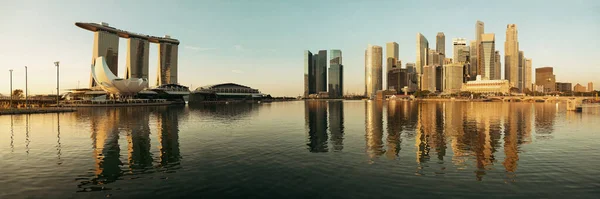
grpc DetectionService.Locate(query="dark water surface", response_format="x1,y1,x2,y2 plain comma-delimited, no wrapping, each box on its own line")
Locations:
1,101,599,198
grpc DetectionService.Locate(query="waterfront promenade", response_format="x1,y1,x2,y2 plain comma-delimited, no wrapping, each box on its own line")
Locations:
0,108,75,115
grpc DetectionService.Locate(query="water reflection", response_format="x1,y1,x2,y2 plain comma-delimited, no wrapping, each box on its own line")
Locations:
328,101,344,152
365,101,384,159
157,106,182,169
304,101,346,153
189,103,259,121
305,101,328,152
78,106,182,192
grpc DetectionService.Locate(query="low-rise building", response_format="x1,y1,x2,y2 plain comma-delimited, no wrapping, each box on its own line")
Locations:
574,84,587,92
461,75,510,94
556,82,572,93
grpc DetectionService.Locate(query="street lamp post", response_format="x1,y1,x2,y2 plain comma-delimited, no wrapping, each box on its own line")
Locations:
9,69,13,109
25,66,28,109
54,61,60,106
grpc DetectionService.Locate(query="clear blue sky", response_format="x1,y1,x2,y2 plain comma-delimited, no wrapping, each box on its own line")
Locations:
1,0,598,96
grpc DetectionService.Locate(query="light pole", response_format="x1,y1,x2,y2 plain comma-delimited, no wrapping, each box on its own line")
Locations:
9,69,13,109
25,66,28,109
54,61,60,106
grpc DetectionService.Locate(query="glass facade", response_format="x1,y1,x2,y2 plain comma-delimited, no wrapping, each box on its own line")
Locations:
329,50,343,98
90,30,119,87
365,45,382,99
304,50,314,97
436,32,445,55
157,43,179,86
126,38,150,82
505,24,519,87
478,33,495,80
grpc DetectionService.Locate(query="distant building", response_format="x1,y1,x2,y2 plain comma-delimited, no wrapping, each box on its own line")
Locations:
556,82,572,92
505,24,519,88
475,20,484,79
328,49,343,98
190,83,267,102
535,67,556,93
386,42,399,90
304,50,315,97
444,58,453,65
588,82,594,92
574,84,587,92
416,33,429,90
443,63,464,94
406,63,416,74
452,38,468,63
365,45,383,99
478,33,495,80
462,75,510,94
494,51,501,80
469,40,478,80
517,51,525,91
436,32,445,56
422,65,436,92
524,58,532,92
304,50,327,97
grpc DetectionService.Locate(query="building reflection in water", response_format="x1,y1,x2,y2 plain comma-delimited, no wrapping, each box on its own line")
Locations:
305,101,329,153
365,100,384,159
534,103,556,139
328,101,344,152
79,106,182,191
189,103,259,122
157,106,182,169
123,108,153,172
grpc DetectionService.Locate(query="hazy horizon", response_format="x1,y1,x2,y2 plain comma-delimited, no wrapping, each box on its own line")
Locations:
1,0,598,96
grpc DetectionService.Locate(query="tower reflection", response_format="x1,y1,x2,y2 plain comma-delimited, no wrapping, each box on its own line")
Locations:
305,101,329,153
365,100,384,159
157,106,182,169
328,101,344,152
79,106,182,191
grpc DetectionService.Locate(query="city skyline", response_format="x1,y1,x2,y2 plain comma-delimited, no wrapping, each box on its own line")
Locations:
1,1,599,96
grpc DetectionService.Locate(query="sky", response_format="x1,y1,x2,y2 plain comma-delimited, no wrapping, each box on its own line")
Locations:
0,0,599,96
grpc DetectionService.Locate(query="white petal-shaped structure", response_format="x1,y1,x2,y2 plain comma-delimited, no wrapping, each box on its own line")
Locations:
91,57,148,95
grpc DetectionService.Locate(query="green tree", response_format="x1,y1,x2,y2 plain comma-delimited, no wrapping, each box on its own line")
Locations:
12,89,24,99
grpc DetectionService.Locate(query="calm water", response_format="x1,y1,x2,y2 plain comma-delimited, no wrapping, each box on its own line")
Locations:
1,101,599,198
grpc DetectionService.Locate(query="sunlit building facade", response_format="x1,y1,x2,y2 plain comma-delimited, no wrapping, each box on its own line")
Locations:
505,24,519,88
416,33,429,90
365,45,383,99
494,51,501,80
452,38,468,63
443,63,464,94
462,75,510,94
126,37,150,81
157,41,179,86
478,33,495,80
574,84,587,92
90,30,120,87
535,67,555,93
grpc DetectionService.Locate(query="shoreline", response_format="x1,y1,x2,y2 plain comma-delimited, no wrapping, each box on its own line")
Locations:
0,108,76,115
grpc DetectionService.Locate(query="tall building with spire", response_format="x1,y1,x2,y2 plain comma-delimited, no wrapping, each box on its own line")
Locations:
494,51,501,80
416,33,429,90
436,32,445,56
365,45,383,99
505,24,519,88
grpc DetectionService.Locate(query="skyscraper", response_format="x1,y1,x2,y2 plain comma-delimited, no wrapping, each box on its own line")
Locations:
535,67,555,92
469,40,478,80
90,30,119,87
416,33,429,90
525,58,532,92
478,33,495,80
316,50,328,93
494,51,501,80
126,38,150,81
505,24,519,88
436,32,445,55
304,50,314,97
156,41,179,86
474,20,484,80
365,45,383,99
452,38,467,63
386,42,399,71
588,82,594,92
328,50,343,98
386,42,399,90
517,51,524,91
443,63,464,93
